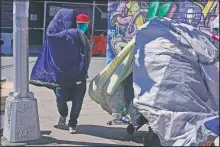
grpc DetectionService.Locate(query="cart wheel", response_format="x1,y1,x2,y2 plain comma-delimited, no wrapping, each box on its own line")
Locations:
143,127,161,147
127,124,135,134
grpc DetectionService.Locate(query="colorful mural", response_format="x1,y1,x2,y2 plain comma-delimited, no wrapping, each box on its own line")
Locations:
107,0,219,64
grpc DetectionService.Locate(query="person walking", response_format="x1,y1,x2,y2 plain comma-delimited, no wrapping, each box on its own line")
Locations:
30,9,93,134
55,13,93,134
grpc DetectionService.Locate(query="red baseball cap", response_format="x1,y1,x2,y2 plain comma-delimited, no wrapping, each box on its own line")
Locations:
76,13,89,24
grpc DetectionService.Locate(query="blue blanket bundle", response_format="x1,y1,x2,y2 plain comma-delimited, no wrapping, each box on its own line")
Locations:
30,8,89,89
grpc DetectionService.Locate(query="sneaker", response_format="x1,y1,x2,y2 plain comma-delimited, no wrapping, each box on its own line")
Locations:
68,126,77,134
58,116,66,126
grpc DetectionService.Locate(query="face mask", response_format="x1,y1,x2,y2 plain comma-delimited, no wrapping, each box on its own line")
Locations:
77,23,88,32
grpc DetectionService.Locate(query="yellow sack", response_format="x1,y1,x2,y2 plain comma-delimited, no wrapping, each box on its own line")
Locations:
88,37,135,114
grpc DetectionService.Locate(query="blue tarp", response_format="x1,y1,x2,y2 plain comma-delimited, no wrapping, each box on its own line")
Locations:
205,117,220,136
30,8,88,89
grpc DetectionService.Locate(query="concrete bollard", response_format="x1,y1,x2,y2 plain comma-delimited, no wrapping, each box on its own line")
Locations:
3,1,41,143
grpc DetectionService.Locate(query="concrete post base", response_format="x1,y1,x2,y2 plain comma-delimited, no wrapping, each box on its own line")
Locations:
3,92,41,142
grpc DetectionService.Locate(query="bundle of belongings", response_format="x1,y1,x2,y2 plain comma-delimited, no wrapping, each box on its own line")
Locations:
201,15,219,42
89,17,219,146
88,35,141,126
30,8,93,89
210,15,219,41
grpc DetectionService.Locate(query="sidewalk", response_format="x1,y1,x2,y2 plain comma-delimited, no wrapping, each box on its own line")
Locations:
1,82,146,146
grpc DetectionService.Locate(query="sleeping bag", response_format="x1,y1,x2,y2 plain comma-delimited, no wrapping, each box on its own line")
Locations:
30,8,91,88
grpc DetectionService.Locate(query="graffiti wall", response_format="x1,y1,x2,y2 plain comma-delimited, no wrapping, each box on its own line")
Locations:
107,0,219,64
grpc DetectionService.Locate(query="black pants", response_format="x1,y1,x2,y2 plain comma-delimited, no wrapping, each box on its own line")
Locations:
54,80,86,127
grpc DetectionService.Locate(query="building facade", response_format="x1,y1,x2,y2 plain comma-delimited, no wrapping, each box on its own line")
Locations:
1,0,219,58
106,0,219,64
0,0,108,55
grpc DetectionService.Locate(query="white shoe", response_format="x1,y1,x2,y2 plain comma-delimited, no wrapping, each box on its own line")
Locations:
214,137,219,146
69,126,77,134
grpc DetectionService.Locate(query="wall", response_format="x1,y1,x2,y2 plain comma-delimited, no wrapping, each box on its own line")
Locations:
107,0,219,64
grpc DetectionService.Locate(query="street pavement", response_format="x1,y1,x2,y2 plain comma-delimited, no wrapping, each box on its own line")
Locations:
1,56,147,146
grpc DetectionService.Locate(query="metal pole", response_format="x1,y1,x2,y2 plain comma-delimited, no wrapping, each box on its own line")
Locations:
13,0,29,98
92,0,96,36
3,1,41,143
42,1,47,42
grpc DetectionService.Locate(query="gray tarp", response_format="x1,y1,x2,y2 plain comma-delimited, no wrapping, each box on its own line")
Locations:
133,17,219,146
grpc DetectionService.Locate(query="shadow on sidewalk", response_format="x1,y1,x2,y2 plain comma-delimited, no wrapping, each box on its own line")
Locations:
2,130,118,146
53,124,145,144
26,130,118,146
77,125,145,144
26,136,118,146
